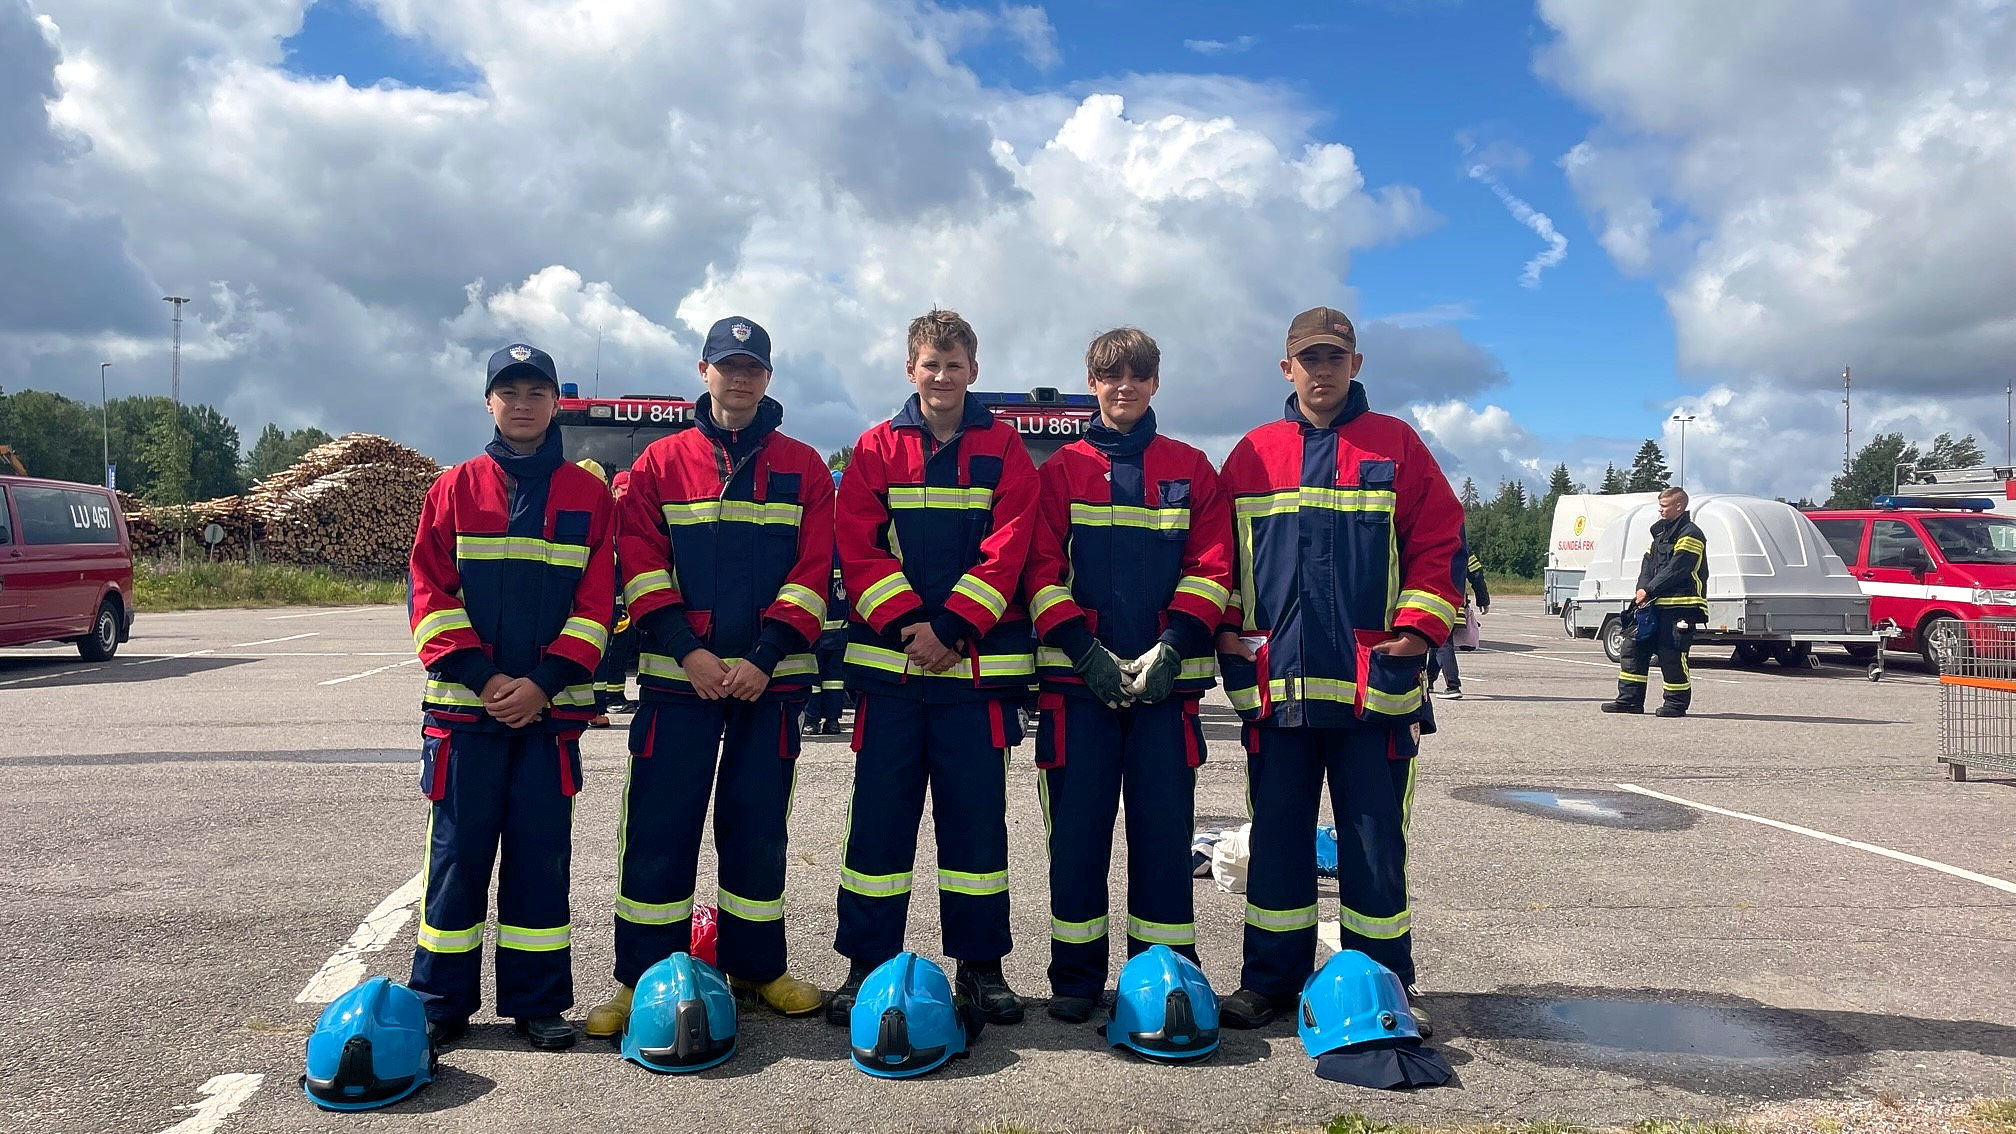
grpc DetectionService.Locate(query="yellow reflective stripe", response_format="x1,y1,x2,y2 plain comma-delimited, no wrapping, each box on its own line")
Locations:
1030,584,1075,621
776,583,825,622
1068,502,1189,533
1363,686,1423,715
844,642,1033,680
950,574,1007,619
424,678,485,707
1178,657,1217,682
661,499,803,526
717,888,784,923
1234,487,1397,520
1173,575,1230,608
638,653,818,681
1662,680,1692,692
1336,904,1411,940
938,868,1008,896
416,920,483,954
841,868,912,897
560,615,610,654
1467,555,1484,573
616,894,694,926
1225,678,1291,713
856,571,913,620
1127,916,1196,946
624,569,674,606
1052,915,1108,944
1617,671,1649,684
455,535,590,569
413,608,472,650
821,619,847,631
1653,596,1705,606
887,485,994,510
1244,902,1318,933
496,922,571,952
1674,536,1706,555
1396,588,1457,630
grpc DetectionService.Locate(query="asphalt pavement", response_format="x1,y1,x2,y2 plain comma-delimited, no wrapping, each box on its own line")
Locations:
1,604,2011,1134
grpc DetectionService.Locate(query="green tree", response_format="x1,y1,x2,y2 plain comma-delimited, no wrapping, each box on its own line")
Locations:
827,445,853,471
1625,440,1671,492
139,406,194,505
182,404,243,499
1458,476,1481,511
0,389,101,484
1920,432,1984,471
1826,432,1914,508
246,424,336,483
1598,463,1626,493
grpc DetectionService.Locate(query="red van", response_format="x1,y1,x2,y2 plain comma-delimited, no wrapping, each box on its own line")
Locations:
1806,497,2016,670
0,476,136,660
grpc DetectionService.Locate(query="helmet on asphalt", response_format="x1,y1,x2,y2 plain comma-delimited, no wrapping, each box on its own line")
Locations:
575,457,609,485
1104,945,1219,1062
848,952,981,1078
622,953,738,1073
1297,949,1417,1058
301,977,434,1111
690,904,719,968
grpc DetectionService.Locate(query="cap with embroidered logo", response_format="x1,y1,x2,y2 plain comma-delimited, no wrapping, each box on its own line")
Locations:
703,316,773,371
1285,307,1357,357
485,343,559,393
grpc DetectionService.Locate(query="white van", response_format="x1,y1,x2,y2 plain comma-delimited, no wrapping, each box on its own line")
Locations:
1562,494,1884,673
1545,493,1660,612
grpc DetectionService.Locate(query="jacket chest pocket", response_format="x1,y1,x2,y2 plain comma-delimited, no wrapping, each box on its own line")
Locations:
758,471,803,575
1354,460,1396,527
1155,479,1193,541
550,510,592,578
963,455,1003,552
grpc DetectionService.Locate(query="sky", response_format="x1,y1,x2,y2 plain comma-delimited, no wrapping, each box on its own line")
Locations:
4,0,2014,501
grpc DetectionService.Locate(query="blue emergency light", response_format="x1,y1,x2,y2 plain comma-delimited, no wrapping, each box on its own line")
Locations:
1872,495,1995,511
975,388,1098,408
560,382,580,398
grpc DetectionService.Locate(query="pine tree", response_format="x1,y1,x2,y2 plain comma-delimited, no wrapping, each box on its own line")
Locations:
1599,463,1626,494
1458,476,1481,510
246,424,336,483
1625,440,1671,492
827,446,853,470
1919,432,1984,472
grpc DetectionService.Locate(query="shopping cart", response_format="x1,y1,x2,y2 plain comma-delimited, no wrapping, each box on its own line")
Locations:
1935,617,2016,781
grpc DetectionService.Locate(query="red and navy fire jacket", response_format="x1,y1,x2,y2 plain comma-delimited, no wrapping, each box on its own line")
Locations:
409,432,616,733
1217,385,1463,729
618,395,835,702
1024,410,1232,700
837,393,1038,702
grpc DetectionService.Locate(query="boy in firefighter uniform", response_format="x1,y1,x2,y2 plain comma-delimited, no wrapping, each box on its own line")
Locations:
584,317,835,1035
1214,308,1463,1033
827,309,1040,1026
1603,486,1708,717
406,343,616,1051
1426,533,1490,699
804,553,849,736
1022,327,1233,1023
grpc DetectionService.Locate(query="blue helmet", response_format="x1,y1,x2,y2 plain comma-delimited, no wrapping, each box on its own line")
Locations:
301,977,434,1111
1297,949,1418,1058
831,468,845,487
1104,945,1219,1062
622,953,738,1074
849,952,982,1078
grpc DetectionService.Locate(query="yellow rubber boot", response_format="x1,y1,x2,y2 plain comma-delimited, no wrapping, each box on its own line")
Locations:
583,985,634,1037
732,972,826,1017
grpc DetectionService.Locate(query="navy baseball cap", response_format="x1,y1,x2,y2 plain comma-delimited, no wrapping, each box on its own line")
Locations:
486,343,559,393
702,316,772,371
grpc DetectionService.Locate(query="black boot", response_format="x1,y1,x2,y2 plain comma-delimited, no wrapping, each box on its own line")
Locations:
1219,987,1296,1029
514,1015,576,1050
803,718,823,736
1599,700,1644,714
956,961,1025,1025
825,958,877,1026
424,1016,468,1047
1046,994,1097,1024
1655,703,1688,717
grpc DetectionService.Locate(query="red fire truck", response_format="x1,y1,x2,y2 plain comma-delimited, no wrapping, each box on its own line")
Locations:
553,383,1098,469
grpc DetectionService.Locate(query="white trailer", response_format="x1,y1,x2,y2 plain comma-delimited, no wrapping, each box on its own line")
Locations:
1544,493,1660,613
1561,494,1889,678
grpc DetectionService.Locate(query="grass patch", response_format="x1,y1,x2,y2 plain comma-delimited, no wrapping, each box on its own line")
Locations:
135,559,406,611
1630,1122,1748,1134
1973,1099,2016,1132
1488,574,1546,597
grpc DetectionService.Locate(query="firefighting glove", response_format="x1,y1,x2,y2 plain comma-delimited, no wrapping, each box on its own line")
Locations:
1121,642,1180,704
1072,644,1134,709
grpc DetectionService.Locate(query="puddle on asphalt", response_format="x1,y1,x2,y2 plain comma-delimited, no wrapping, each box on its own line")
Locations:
1534,998,1799,1062
1450,785,1697,831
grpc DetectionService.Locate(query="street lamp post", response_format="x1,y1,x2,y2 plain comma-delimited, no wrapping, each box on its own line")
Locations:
1671,413,1696,486
99,362,112,489
1894,460,1916,496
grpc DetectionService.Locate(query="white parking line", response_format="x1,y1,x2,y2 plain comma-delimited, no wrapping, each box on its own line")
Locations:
226,632,319,649
1476,646,1744,684
266,607,372,620
297,873,425,1003
123,648,217,667
319,658,421,686
1616,783,2016,896
152,1073,263,1134
0,666,104,688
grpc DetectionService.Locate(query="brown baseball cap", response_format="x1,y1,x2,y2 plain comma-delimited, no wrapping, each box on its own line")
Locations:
1285,306,1357,356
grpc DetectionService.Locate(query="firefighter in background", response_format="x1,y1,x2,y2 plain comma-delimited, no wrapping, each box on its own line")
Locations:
600,469,642,716
1021,327,1232,1023
827,309,1040,1028
1213,308,1462,1033
1426,534,1489,700
585,316,835,1035
406,343,615,1051
805,544,849,736
1602,486,1707,718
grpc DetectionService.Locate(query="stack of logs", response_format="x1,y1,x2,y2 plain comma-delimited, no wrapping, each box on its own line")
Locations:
125,434,441,573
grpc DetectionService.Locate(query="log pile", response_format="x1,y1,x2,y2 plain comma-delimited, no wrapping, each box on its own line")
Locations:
131,434,441,573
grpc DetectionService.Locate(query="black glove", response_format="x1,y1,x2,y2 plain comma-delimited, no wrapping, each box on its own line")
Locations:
1071,643,1133,709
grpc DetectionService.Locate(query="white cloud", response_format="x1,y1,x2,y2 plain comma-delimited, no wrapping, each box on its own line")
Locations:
1464,162,1568,288
999,4,1061,70
7,0,1488,463
1184,35,1257,55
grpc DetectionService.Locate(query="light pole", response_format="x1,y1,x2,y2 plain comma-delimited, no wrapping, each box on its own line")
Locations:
1894,460,1916,496
99,362,112,489
1671,412,1696,486
162,296,190,405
